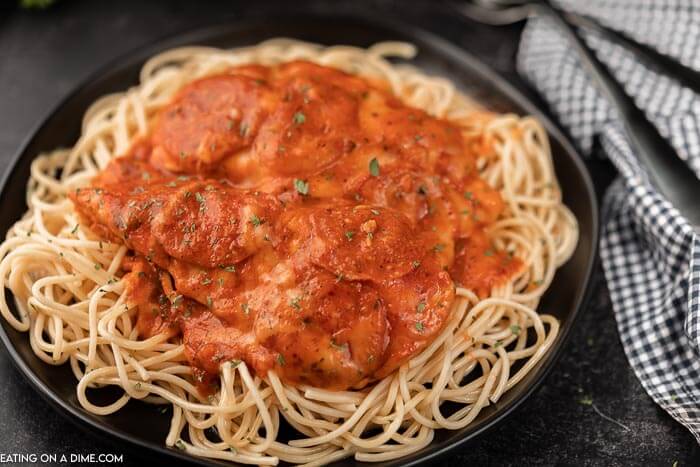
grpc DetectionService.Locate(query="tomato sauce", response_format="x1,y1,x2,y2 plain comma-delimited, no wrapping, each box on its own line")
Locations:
69,61,520,391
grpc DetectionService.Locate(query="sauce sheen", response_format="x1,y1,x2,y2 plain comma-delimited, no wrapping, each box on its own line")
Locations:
69,60,520,391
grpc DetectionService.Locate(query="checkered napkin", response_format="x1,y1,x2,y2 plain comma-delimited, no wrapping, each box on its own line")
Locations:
516,0,700,440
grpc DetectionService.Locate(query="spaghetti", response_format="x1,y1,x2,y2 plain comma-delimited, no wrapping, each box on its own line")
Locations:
0,40,578,465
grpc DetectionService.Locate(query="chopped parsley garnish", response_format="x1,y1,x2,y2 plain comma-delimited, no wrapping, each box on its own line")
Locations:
464,191,473,200
294,179,310,196
166,181,177,188
368,157,380,177
484,249,495,257
71,224,79,234
250,215,263,227
195,192,206,211
416,301,426,313
239,122,249,137
417,185,428,195
94,263,101,270
179,151,187,159
175,440,186,450
289,296,302,310
415,321,425,332
371,209,380,216
412,260,421,269
345,231,355,240
171,295,184,306
494,341,503,348
276,353,286,366
201,277,212,285
578,395,593,406
510,324,521,335
230,359,241,368
292,111,306,125
336,273,344,283
220,265,236,273
142,172,151,180
207,296,213,308
433,243,445,253
241,303,250,314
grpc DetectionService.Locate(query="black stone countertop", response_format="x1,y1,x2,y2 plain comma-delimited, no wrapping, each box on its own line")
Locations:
0,1,698,465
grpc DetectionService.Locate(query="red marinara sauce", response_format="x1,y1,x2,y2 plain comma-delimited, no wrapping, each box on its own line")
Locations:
70,60,520,392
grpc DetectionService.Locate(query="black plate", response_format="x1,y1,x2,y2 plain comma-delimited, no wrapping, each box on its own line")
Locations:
0,13,598,467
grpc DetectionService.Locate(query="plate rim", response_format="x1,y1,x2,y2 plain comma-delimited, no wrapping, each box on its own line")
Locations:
0,11,599,467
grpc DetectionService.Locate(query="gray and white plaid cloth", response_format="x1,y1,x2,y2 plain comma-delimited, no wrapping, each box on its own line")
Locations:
517,0,700,440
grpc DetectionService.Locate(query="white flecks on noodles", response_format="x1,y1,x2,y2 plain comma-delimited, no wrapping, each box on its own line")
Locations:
0,40,578,465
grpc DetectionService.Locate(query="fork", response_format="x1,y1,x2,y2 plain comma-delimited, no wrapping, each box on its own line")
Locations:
448,0,700,228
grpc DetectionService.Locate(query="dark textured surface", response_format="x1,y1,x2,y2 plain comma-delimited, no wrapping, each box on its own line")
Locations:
0,1,697,466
